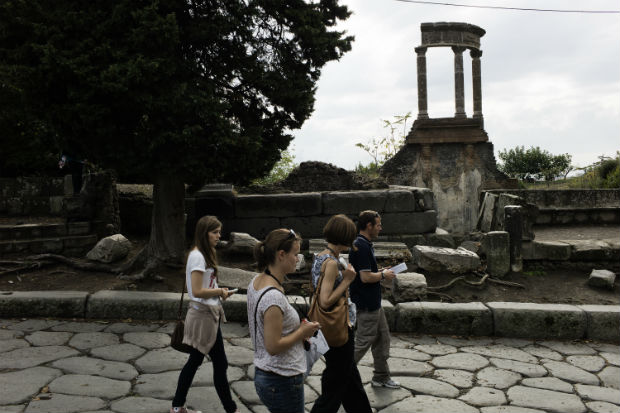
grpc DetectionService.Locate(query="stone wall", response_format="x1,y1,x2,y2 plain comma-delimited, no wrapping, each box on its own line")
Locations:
187,186,437,239
381,142,518,233
0,176,67,216
484,189,620,225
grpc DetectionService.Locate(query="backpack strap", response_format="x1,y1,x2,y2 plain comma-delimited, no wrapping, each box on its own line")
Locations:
253,286,280,347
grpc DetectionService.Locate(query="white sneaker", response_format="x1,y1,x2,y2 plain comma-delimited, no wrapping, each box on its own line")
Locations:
371,378,401,389
170,407,202,413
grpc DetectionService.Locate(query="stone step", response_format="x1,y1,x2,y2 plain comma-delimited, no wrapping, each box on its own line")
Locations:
0,221,91,241
308,238,412,261
0,234,98,256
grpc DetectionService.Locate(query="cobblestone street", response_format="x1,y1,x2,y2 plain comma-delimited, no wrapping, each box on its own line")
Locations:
0,318,619,413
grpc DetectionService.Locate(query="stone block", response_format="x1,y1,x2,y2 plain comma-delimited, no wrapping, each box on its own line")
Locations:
384,189,416,212
381,211,437,235
395,301,492,336
67,222,91,235
588,269,616,289
218,266,257,290
382,300,397,330
567,240,617,261
0,291,88,318
49,196,64,214
236,193,322,218
222,294,249,322
424,233,456,248
223,217,280,240
487,302,587,340
413,245,481,273
522,240,571,261
415,188,435,211
63,235,98,249
400,234,427,248
478,192,497,232
87,291,180,319
577,305,620,342
280,215,333,239
322,190,388,215
392,272,427,303
86,234,131,263
27,238,64,254
482,231,510,278
226,232,259,256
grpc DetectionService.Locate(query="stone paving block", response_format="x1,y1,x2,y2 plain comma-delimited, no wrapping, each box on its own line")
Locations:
51,356,138,380
68,332,119,350
538,340,597,356
487,302,587,340
398,377,460,398
25,332,72,347
50,321,107,333
103,322,159,334
577,305,620,342
543,361,599,385
87,290,180,320
462,345,538,363
585,401,620,413
413,343,457,355
521,377,574,393
431,352,489,371
395,301,492,336
599,366,620,390
6,319,65,332
0,405,26,413
574,384,620,405
0,338,29,353
90,343,146,362
480,407,547,413
0,291,87,318
389,347,431,361
110,396,170,413
476,366,521,389
378,395,479,413
0,367,62,405
387,358,433,376
134,347,188,373
458,386,507,407
122,332,170,349
0,346,79,369
566,355,606,372
235,192,322,217
24,393,106,413
507,386,587,413
489,358,547,377
48,374,130,399
522,345,563,361
188,386,251,413
600,352,620,366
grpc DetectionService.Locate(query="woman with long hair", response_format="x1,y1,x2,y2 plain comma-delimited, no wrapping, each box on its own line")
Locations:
310,214,371,413
247,228,320,413
170,215,239,413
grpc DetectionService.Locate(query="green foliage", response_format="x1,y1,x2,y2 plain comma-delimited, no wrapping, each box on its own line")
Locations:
497,146,572,182
567,152,620,189
0,0,353,183
355,112,411,175
251,149,297,186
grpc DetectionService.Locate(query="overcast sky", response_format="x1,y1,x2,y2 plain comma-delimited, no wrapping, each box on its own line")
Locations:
290,0,620,171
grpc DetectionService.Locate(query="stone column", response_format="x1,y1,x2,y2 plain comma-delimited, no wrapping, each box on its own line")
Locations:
471,49,483,118
482,231,510,278
452,46,466,118
504,205,523,272
415,46,429,119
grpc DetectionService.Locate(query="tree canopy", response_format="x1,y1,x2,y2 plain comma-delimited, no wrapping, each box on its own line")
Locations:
498,146,572,182
0,0,353,184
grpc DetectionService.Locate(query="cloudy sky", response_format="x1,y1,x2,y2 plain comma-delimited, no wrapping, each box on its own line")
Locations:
290,0,620,171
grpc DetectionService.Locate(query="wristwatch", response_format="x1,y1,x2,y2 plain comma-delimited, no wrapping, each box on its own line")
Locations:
380,270,385,280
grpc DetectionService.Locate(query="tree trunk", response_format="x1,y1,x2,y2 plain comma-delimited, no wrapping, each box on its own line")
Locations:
119,174,186,280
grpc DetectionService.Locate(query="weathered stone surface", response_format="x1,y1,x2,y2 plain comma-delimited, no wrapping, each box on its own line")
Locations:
122,332,170,349
389,347,432,361
462,345,537,363
574,384,620,404
103,322,159,334
522,345,563,361
24,393,106,413
87,290,182,320
218,266,257,291
568,240,617,261
68,332,119,350
487,302,587,340
378,395,479,413
493,338,532,348
414,343,457,355
480,407,547,413
489,358,547,377
322,190,388,215
90,343,146,362
566,355,606,372
51,321,107,333
109,396,170,413
392,272,427,302
577,305,620,342
437,336,494,347
412,245,481,273
385,358,433,376
25,332,72,347
134,347,188,373
226,232,259,255
433,369,475,388
0,292,87,319
544,361,599,385
505,205,523,271
86,234,130,263
0,367,62,405
482,231,510,277
459,386,507,407
6,319,65,332
380,211,438,235
476,366,521,389
521,240,571,261
600,352,620,366
424,233,455,248
0,346,79,369
236,192,322,217
225,344,255,366
398,377,460,398
521,377,574,393
507,386,586,413
363,383,411,409
599,366,620,390
478,192,497,232
588,269,616,289
538,341,597,356
585,401,620,413
51,357,138,380
0,338,29,353
396,301,492,336
186,385,250,413
48,374,130,399
432,353,489,371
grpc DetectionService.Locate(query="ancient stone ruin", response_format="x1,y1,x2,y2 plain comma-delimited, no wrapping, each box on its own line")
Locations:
382,22,517,233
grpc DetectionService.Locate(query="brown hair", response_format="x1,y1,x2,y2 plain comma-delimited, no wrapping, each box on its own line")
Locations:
254,228,301,271
357,210,380,232
193,215,222,277
323,214,357,247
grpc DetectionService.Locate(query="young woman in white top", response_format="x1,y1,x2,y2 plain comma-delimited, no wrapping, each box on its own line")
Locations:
247,228,320,413
171,215,239,413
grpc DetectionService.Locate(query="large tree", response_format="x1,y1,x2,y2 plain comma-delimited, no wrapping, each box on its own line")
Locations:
0,0,353,278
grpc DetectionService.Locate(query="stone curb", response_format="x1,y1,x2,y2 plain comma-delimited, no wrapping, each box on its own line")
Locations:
0,291,618,342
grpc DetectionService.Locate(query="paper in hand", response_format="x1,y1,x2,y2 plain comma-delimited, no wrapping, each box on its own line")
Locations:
389,262,408,274
310,330,330,355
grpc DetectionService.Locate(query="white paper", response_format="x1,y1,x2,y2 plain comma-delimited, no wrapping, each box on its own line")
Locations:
310,329,330,355
390,262,408,274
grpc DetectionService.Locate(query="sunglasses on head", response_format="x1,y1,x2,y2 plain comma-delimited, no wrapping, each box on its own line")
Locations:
278,229,297,250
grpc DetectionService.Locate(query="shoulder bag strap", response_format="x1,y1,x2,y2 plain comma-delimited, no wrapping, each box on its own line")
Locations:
177,275,186,321
253,286,279,348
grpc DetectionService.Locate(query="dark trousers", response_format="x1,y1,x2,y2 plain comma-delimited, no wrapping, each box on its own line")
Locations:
310,328,372,413
172,327,237,413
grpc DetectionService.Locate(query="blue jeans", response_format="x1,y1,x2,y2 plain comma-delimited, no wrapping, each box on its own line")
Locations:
254,368,304,413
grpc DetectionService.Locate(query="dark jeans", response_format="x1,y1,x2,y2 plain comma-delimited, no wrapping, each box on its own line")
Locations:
254,368,305,413
310,328,372,413
172,327,237,413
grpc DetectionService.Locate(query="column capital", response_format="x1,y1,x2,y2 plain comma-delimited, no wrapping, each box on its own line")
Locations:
470,49,483,58
415,46,427,54
451,46,466,54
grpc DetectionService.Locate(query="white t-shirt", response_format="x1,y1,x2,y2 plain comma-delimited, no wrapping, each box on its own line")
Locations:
186,249,220,306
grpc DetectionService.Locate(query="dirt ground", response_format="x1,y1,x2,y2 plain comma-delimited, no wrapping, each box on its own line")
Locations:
1,229,618,305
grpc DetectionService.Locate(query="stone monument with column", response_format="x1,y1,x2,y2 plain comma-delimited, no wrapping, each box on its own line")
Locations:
382,22,517,233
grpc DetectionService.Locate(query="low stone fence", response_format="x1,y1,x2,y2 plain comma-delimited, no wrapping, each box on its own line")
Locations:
187,185,437,239
483,189,620,225
0,176,67,216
